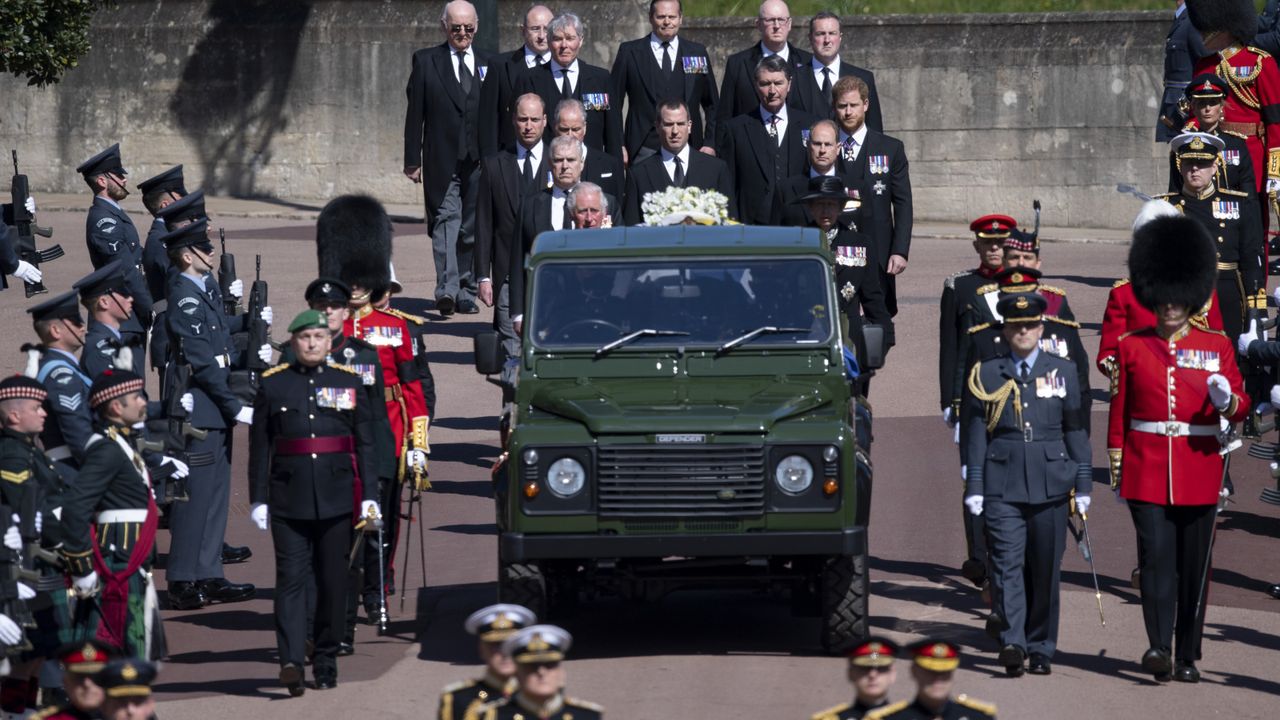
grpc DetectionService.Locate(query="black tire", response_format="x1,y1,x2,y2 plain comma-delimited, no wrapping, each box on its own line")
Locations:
499,562,547,619
820,553,869,653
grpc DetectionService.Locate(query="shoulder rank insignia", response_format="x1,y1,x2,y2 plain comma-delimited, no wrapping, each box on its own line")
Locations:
326,362,362,376
565,697,604,712
1039,284,1066,296
954,694,998,716
1222,129,1248,140
1112,278,1130,288
261,364,289,378
865,699,910,720
966,322,993,335
975,282,998,295
1218,187,1249,198
384,307,426,326
810,702,851,720
0,469,30,484
1044,314,1080,328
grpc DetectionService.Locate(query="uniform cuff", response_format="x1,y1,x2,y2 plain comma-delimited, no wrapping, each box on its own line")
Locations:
1107,449,1122,490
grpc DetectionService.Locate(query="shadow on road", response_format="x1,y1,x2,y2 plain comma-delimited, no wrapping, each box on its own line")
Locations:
432,415,499,431
427,479,495,499
434,523,498,536
435,442,499,470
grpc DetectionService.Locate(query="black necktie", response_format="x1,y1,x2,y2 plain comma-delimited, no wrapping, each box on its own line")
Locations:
1019,361,1030,381
457,50,473,95
560,197,572,230
821,67,832,105
661,41,673,75
672,155,684,186
523,153,534,185
560,68,572,98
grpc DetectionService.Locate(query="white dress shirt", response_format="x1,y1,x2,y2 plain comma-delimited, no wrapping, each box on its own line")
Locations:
812,57,841,88
661,146,691,184
650,33,680,68
551,60,579,94
760,42,789,62
839,123,869,161
760,105,789,145
551,187,569,231
524,46,551,68
451,47,474,83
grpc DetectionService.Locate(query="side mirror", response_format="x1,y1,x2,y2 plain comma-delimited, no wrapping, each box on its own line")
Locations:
474,331,505,375
862,325,887,370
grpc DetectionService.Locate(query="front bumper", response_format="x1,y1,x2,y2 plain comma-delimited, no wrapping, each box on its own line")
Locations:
501,526,866,561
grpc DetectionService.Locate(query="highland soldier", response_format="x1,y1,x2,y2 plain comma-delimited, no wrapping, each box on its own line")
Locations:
439,604,536,720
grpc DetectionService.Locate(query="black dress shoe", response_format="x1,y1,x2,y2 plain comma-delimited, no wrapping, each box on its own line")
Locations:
436,296,456,316
313,672,337,690
457,298,480,314
198,578,256,603
961,559,987,587
1173,661,1200,683
1131,567,1142,589
280,663,305,697
998,645,1026,677
984,612,1004,640
1028,653,1052,675
221,543,252,564
337,641,354,656
1141,647,1173,679
1268,582,1280,599
167,581,208,610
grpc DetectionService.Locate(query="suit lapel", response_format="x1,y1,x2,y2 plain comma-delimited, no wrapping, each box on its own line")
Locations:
636,41,665,103
435,45,464,111
745,110,774,179
499,153,521,214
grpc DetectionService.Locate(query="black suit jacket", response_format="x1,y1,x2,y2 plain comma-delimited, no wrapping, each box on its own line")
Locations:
478,46,534,155
789,59,883,133
509,188,622,320
720,107,817,225
403,43,496,214
837,130,913,265
516,60,623,160
583,149,626,207
611,35,719,158
623,151,734,226
475,146,548,293
715,43,812,146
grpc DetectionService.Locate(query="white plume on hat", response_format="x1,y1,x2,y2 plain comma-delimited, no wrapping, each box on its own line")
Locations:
1131,199,1180,233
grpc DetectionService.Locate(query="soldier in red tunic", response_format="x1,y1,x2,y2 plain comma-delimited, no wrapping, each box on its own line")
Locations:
1107,214,1249,684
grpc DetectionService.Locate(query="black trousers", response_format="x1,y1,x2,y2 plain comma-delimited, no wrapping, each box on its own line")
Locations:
167,428,229,581
1128,501,1217,662
986,499,1067,658
363,478,402,603
272,514,349,673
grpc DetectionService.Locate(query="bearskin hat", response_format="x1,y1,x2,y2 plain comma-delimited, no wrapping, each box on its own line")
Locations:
1129,215,1217,313
315,195,392,302
1186,0,1256,44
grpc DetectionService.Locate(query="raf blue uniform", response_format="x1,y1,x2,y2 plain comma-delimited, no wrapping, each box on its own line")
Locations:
34,348,93,480
84,197,152,344
1158,5,1207,141
962,297,1091,672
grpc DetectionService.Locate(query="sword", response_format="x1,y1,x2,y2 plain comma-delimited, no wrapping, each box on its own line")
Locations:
1115,183,1153,202
1079,512,1105,626
1193,453,1232,626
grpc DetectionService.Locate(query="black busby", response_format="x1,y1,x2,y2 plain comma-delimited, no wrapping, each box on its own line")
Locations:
315,195,392,303
1129,215,1217,313
1186,0,1256,45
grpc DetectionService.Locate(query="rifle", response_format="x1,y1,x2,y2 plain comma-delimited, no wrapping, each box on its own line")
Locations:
217,229,240,317
8,151,63,297
1,496,38,654
149,338,207,503
229,256,271,407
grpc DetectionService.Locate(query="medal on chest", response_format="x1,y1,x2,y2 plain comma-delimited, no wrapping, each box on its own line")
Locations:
1222,149,1240,166
840,282,856,301
362,325,403,347
868,155,889,174
835,244,867,267
1212,200,1240,220
1175,348,1220,372
1035,369,1067,398
873,180,886,196
349,363,378,386
1038,334,1069,358
315,387,356,410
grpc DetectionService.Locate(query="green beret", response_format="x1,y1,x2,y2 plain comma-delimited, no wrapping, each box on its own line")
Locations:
288,309,329,334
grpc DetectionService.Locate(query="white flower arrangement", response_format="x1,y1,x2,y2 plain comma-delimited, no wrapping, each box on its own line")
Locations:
640,186,732,226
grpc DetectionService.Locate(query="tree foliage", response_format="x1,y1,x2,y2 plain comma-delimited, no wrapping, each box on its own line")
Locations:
0,1,114,87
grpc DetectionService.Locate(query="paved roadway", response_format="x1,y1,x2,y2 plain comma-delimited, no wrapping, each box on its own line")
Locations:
3,200,1277,719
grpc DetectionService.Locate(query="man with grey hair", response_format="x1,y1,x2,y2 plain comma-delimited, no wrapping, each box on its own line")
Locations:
554,98,626,204
479,4,554,154
403,0,496,316
516,12,623,161
716,0,812,145
567,181,616,229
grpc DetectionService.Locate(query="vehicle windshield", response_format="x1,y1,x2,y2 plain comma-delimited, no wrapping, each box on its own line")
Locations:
528,256,834,349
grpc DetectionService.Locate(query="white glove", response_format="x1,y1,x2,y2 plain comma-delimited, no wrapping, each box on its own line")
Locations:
1206,373,1232,411
964,494,984,516
227,278,244,298
73,572,98,593
406,448,428,471
33,511,39,535
13,260,41,284
943,407,955,427
0,614,20,645
960,464,967,481
1271,384,1280,409
161,456,189,479
360,500,382,521
3,522,19,551
235,406,254,425
24,196,35,215
1273,285,1280,309
16,583,34,601
180,392,194,413
250,503,269,530
1238,319,1260,355
1075,494,1092,518
260,306,273,325
257,344,273,364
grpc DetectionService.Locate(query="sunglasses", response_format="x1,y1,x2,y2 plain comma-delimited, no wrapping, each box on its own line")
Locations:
449,24,476,34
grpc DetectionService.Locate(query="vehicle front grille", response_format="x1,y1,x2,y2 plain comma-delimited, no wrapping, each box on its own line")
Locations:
597,445,766,518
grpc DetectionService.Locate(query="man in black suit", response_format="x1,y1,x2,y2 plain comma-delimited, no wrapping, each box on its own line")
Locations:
790,11,883,132
554,99,626,206
478,3,553,155
719,55,816,226
624,99,733,225
403,0,494,316
476,93,549,363
771,119,857,226
611,1,719,166
716,0,812,145
833,75,913,317
515,12,623,161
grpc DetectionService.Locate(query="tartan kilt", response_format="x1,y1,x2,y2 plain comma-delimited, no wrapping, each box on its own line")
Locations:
67,555,163,659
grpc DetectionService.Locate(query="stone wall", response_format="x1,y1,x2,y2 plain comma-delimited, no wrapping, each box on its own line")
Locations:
0,1,1170,228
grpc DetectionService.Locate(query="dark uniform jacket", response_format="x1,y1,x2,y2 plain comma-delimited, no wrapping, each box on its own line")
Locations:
470,694,603,720
715,42,812,146
438,675,512,720
82,320,142,379
836,130,912,269
720,107,817,225
789,58,883,133
142,216,173,303
248,362,376,521
622,150,734,226
478,46,539,156
475,147,549,294
516,60,623,160
34,349,93,475
1158,9,1206,141
59,425,154,575
84,197,153,332
1168,127,1255,196
166,272,248,429
963,352,1092,504
939,268,999,414
866,696,996,720
811,698,891,720
828,226,894,365
610,34,719,159
1257,0,1280,58
0,428,67,552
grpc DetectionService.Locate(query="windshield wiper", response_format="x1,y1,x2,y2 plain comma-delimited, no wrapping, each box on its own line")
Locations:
594,329,690,358
715,326,809,356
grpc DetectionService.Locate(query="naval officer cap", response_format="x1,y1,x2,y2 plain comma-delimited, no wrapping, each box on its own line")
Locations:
464,603,537,642
157,189,207,231
73,259,133,300
501,624,572,664
26,290,84,324
1170,132,1225,162
137,165,187,197
75,143,126,179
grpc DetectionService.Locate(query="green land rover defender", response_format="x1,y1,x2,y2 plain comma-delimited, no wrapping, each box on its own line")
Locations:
474,225,882,652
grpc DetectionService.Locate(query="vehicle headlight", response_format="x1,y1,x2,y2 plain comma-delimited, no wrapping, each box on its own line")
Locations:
774,455,814,495
546,457,586,497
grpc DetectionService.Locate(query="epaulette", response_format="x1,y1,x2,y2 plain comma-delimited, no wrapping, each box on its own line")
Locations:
975,283,998,295
1154,191,1178,199
1044,315,1080,328
954,694,998,717
1181,120,1197,132
0,469,30,484
261,364,290,379
384,306,426,326
1252,46,1273,59
441,678,479,694
566,697,605,712
1112,278,1130,288
810,702,852,720
29,706,63,720
1118,328,1146,341
865,699,910,720
1039,284,1067,296
1195,327,1229,338
463,699,504,720
1222,129,1248,140
85,433,104,449
327,362,361,376
967,322,993,335
1218,188,1250,198
943,270,967,290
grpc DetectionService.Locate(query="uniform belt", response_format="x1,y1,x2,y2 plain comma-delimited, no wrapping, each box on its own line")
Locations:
1164,80,1190,88
1217,261,1239,271
45,445,72,461
215,354,232,368
1222,120,1264,137
95,509,148,524
276,436,355,456
385,383,403,403
1129,420,1218,437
